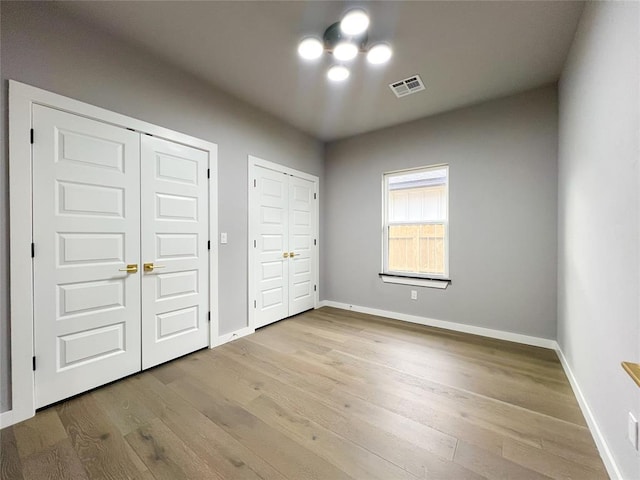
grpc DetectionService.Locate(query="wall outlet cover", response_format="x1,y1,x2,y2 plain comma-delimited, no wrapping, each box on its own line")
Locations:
410,290,418,300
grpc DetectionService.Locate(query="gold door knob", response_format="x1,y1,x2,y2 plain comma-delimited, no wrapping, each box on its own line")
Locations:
144,263,166,272
119,264,138,273
289,252,296,258
282,252,289,258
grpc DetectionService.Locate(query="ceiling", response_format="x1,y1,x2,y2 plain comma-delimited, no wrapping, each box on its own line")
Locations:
56,1,584,141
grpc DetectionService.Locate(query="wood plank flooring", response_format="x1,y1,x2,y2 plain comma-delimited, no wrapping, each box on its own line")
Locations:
0,307,608,479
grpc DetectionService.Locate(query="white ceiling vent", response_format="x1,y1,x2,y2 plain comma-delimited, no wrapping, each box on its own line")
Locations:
389,75,425,98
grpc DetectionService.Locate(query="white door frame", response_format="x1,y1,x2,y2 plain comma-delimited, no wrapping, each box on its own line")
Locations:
247,155,319,330
4,80,219,427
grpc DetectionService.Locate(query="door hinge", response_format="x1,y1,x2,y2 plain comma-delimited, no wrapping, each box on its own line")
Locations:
253,179,256,187
31,243,35,258
314,285,317,292
314,239,317,246
254,240,256,248
314,193,317,200
32,356,36,371
208,240,211,250
30,129,34,144
208,311,211,322
207,169,210,179
254,300,257,308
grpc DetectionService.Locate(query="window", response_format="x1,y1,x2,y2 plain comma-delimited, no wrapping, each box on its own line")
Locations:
383,165,449,281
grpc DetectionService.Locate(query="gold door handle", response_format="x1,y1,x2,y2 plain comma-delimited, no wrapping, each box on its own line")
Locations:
282,252,289,258
144,263,166,272
289,252,296,258
119,264,138,273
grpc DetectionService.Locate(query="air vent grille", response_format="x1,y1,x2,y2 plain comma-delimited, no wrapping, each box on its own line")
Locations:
389,75,425,98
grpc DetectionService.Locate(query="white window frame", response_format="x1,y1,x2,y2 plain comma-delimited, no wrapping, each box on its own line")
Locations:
381,164,450,287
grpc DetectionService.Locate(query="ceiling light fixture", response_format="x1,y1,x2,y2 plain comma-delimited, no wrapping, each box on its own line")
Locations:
327,65,350,82
297,9,393,82
340,9,370,36
366,43,393,65
297,37,323,60
333,42,359,62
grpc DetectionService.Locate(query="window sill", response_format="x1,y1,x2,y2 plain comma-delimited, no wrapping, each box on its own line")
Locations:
379,274,451,289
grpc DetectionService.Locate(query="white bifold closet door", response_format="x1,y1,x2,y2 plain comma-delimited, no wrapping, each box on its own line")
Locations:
32,105,209,408
252,164,316,329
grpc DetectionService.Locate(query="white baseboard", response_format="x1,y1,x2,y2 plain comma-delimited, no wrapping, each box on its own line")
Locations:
320,300,557,349
555,348,622,480
212,326,255,348
0,409,16,429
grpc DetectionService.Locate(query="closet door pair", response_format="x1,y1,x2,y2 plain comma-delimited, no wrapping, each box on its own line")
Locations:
252,164,317,329
32,105,209,408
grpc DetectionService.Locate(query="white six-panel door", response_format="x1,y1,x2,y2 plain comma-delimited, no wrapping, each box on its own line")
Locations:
33,105,210,407
253,166,289,327
251,161,317,329
141,136,209,369
33,105,142,408
288,175,316,316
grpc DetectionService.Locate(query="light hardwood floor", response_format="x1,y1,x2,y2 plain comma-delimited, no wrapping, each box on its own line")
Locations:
1,307,608,479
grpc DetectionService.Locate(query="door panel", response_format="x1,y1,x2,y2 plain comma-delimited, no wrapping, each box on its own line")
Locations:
141,136,209,369
33,105,141,408
253,166,289,328
288,175,315,316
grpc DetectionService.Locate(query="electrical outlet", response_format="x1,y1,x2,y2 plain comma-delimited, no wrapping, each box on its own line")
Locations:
410,290,417,300
220,232,228,244
628,412,638,450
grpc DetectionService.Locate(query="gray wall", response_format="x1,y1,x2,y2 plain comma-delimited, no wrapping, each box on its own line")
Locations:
323,86,558,339
558,2,640,479
0,2,324,412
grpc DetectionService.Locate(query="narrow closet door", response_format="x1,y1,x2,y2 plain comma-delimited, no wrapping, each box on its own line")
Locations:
252,166,289,328
140,136,209,369
288,175,316,316
33,105,141,408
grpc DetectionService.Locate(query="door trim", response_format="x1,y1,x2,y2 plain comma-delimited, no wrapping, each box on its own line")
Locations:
5,80,219,427
247,155,320,331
